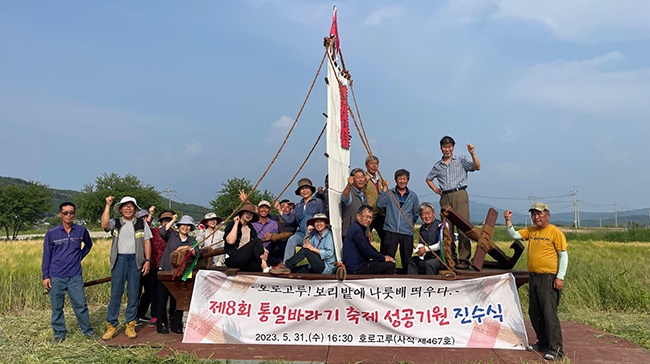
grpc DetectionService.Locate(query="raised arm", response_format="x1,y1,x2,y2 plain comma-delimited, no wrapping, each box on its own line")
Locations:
503,210,522,239
467,144,481,171
100,196,114,231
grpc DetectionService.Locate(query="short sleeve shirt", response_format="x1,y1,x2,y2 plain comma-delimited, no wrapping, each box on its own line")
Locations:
518,224,567,274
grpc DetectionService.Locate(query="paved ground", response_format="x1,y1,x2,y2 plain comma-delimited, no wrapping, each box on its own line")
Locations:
106,320,650,363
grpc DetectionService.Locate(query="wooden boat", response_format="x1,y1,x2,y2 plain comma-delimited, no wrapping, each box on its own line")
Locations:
159,8,528,310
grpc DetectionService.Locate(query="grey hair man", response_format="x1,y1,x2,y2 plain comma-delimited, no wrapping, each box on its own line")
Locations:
504,202,568,361
363,155,386,243
341,168,367,239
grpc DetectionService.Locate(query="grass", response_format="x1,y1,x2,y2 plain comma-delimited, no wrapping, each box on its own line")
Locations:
1,232,649,362
0,308,206,364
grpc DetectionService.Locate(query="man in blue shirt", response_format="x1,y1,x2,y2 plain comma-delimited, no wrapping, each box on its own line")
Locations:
377,169,420,274
425,135,481,269
42,202,94,343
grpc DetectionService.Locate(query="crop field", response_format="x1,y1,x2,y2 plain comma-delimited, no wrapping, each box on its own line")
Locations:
1,232,649,363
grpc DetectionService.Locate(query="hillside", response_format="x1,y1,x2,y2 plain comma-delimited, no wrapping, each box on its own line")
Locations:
0,176,212,218
469,201,650,228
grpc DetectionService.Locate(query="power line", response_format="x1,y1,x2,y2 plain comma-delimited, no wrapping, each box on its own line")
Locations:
162,186,176,209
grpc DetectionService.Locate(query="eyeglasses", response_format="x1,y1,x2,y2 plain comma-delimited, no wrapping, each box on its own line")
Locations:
61,211,76,216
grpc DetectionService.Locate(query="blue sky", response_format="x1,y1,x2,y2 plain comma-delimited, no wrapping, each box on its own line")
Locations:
1,1,649,216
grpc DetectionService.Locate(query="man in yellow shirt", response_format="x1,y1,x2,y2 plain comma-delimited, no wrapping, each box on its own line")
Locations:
504,202,568,361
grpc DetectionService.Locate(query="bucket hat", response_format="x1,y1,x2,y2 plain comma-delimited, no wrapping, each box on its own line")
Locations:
306,213,330,227
200,212,223,226
175,215,195,231
114,196,141,214
157,210,175,222
294,177,316,196
237,202,259,223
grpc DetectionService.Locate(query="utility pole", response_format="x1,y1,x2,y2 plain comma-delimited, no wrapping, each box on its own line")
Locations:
163,187,176,209
570,187,579,228
614,203,618,228
528,194,535,226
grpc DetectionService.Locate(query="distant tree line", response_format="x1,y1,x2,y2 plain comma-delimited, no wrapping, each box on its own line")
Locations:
0,174,275,239
0,182,51,239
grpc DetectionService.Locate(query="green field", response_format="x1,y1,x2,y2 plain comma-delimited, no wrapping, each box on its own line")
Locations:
1,232,649,363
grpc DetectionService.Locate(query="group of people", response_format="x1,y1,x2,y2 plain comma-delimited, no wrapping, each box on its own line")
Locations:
267,135,481,277
41,134,568,360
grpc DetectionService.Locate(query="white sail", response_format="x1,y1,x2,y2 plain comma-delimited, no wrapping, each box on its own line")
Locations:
326,45,350,262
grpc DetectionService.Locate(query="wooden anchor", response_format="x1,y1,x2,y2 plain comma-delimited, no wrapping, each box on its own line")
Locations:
440,206,524,271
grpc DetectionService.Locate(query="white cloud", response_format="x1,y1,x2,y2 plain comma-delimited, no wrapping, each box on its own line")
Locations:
492,0,650,42
250,0,333,26
498,127,517,142
595,134,632,166
271,114,293,129
437,0,495,26
267,114,294,142
363,6,405,27
512,52,650,120
492,162,546,181
184,139,203,156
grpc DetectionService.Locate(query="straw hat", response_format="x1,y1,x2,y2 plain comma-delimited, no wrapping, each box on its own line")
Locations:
306,213,330,227
200,212,223,226
294,177,316,195
237,202,259,223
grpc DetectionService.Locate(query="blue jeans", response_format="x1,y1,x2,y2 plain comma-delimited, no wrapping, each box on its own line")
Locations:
49,275,93,338
283,232,305,262
107,254,141,326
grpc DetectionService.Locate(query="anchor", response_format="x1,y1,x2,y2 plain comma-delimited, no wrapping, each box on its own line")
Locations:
440,206,524,271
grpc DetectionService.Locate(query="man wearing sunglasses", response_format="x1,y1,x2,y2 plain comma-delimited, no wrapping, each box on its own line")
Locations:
42,202,95,344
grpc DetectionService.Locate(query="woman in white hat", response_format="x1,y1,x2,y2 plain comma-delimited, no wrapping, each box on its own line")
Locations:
270,213,335,274
223,202,269,272
196,212,225,266
157,214,196,334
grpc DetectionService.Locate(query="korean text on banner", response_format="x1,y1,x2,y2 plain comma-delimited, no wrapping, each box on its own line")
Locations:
183,271,528,349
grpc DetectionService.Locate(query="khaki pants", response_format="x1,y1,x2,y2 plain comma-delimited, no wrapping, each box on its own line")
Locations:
440,189,471,263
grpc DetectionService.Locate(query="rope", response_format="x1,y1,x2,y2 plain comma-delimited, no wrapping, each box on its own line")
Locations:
249,49,328,200
273,122,328,202
346,80,455,273
174,50,329,279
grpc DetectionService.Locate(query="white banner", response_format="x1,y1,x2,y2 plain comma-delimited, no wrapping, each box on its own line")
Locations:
183,271,528,349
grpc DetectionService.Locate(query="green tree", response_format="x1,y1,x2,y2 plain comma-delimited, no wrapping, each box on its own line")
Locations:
210,177,275,220
0,182,51,239
75,173,162,225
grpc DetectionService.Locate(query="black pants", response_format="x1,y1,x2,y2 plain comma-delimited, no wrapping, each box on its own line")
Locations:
351,261,395,274
137,270,152,319
268,239,287,261
529,273,563,352
286,247,325,273
407,254,444,275
370,214,386,243
156,279,182,332
381,231,414,274
225,238,265,272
